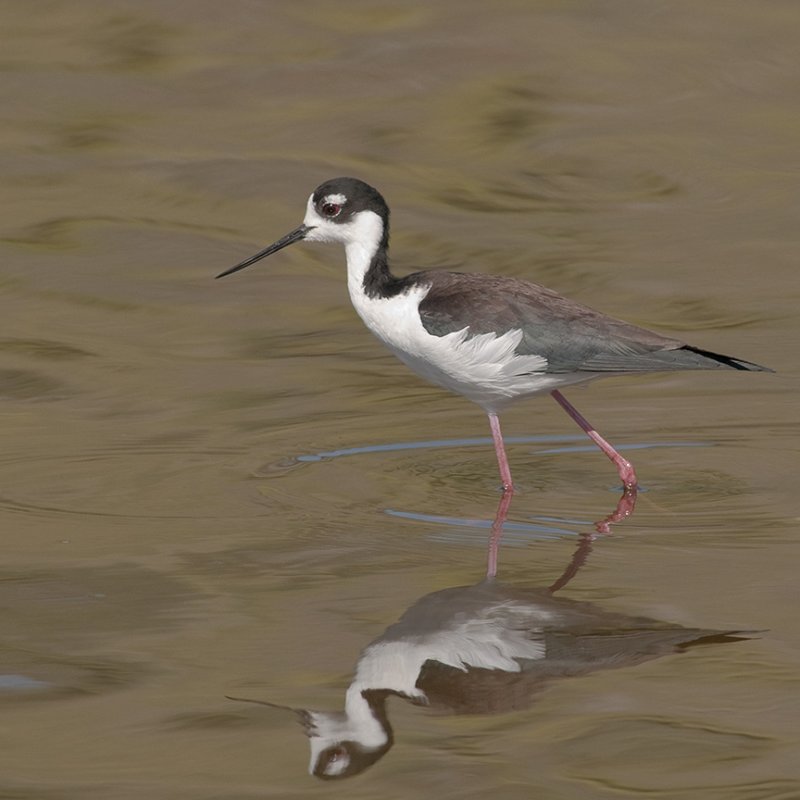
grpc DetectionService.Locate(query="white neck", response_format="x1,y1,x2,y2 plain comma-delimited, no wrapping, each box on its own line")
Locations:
342,686,388,745
301,195,387,305
343,211,385,302
305,687,388,763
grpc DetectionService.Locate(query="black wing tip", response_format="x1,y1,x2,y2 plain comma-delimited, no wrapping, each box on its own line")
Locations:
675,629,765,651
680,345,774,373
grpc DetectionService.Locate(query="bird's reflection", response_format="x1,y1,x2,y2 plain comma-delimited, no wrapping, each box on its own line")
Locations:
486,485,635,579
229,487,750,780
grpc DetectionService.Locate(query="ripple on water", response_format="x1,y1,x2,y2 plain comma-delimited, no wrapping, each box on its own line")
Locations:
0,368,70,400
0,563,198,705
0,651,148,705
556,716,777,796
0,338,95,360
250,434,767,545
0,441,257,521
1,428,761,540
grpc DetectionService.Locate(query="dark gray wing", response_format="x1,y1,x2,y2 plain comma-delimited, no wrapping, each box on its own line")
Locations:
413,271,769,373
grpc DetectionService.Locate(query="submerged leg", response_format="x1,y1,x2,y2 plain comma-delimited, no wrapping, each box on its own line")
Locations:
550,389,638,489
487,412,514,493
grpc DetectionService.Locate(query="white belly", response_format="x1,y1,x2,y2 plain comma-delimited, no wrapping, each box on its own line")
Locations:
348,284,592,413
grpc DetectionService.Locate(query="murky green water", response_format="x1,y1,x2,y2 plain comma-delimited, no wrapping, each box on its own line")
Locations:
1,1,798,797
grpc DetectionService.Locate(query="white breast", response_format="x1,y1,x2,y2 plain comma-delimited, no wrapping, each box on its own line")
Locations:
334,210,592,412
353,601,549,702
349,280,578,411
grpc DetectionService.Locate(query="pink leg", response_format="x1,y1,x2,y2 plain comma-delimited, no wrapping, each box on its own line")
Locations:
485,487,514,579
549,486,638,591
548,533,594,594
594,486,638,534
487,412,514,493
550,390,638,489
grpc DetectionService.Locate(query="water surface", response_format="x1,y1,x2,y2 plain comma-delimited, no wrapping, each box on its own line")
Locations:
1,2,798,797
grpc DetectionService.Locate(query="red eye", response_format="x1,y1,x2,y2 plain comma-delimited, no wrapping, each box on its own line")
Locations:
321,202,341,217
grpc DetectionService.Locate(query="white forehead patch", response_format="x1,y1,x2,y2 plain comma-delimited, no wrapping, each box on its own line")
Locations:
323,193,347,205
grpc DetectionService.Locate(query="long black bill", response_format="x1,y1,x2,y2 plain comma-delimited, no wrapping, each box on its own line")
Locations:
215,224,310,279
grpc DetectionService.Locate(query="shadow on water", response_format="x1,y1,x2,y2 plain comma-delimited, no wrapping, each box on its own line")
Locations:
227,488,755,781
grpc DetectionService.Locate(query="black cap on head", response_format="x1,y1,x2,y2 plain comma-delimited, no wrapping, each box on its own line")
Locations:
311,177,390,224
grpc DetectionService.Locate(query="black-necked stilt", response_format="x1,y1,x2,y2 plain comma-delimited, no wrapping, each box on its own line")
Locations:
229,570,752,780
299,584,749,778
217,177,771,491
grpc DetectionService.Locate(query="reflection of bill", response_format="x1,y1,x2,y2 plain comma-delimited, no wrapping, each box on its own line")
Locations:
228,492,753,780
